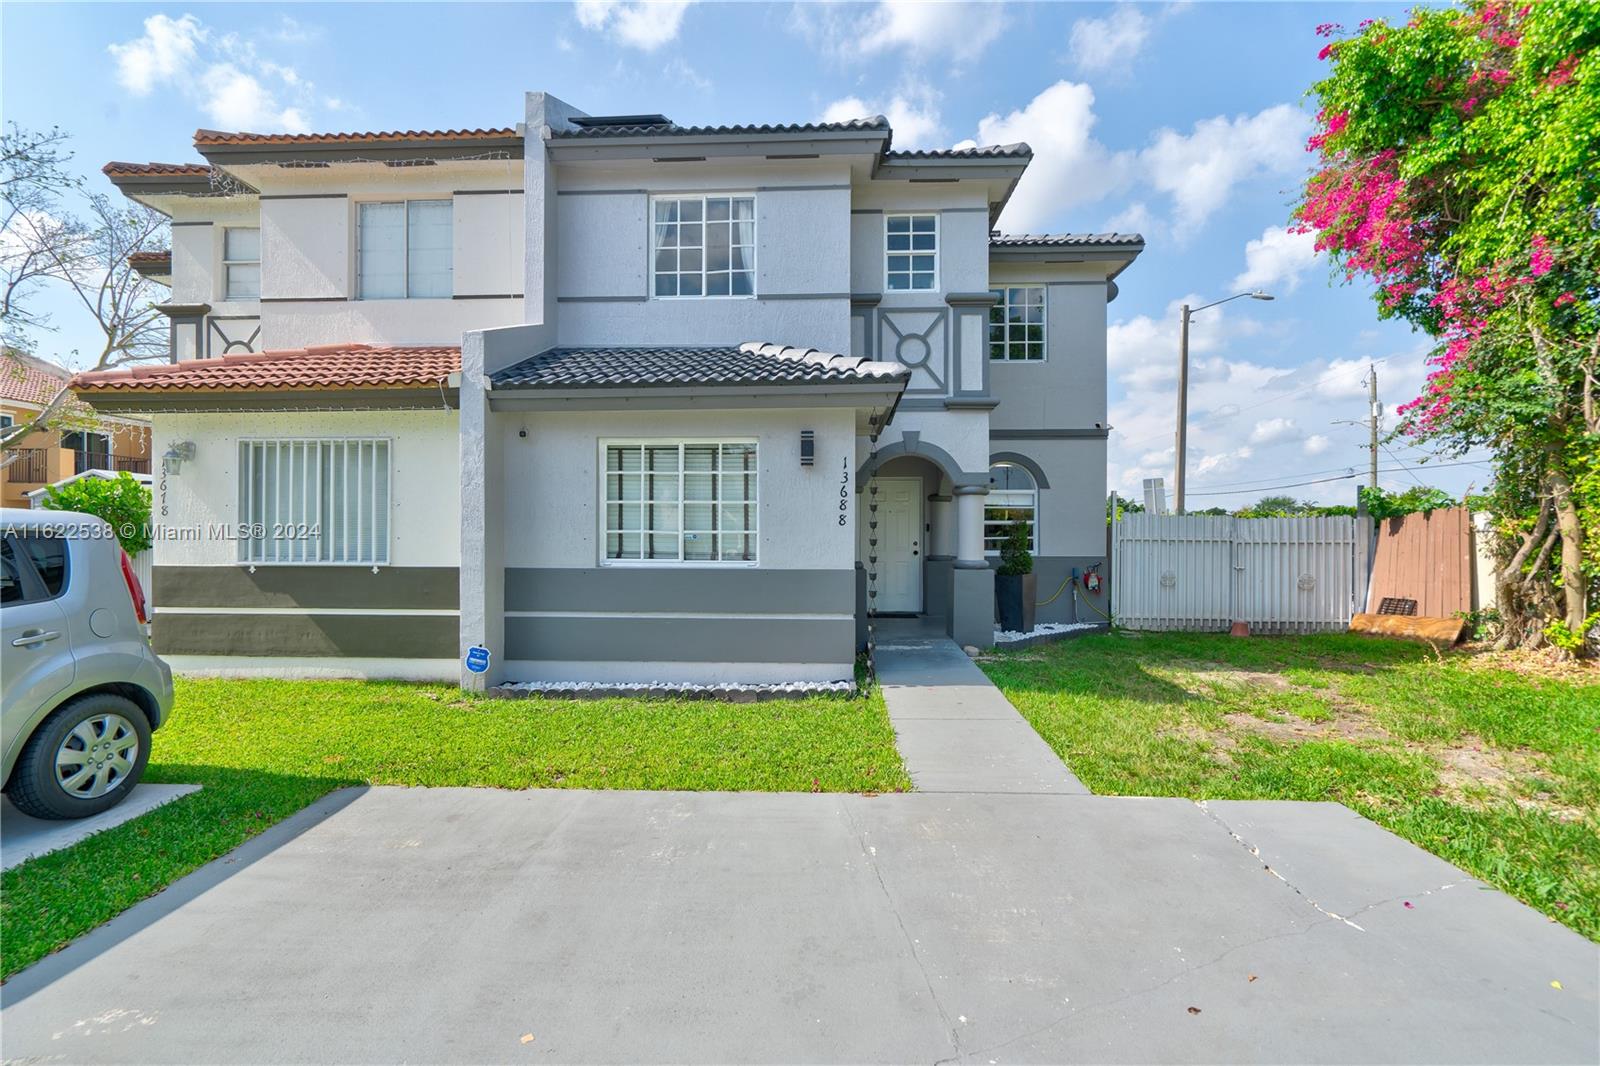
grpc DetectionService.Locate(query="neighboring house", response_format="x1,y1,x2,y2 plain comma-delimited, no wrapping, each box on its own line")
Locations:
2,352,152,510
75,92,1142,687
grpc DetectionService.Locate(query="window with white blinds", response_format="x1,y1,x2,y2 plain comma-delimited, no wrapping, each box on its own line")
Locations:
237,439,390,564
604,441,757,563
357,199,451,299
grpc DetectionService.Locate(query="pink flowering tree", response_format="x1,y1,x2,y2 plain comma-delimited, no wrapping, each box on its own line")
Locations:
1294,1,1600,653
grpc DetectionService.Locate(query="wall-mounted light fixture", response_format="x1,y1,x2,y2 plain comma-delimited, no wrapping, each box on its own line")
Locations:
162,440,196,475
800,429,815,467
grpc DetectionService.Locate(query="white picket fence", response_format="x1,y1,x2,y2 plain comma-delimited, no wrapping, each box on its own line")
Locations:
1111,514,1372,633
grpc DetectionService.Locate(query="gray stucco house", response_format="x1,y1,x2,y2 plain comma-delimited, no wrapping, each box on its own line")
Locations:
77,91,1142,688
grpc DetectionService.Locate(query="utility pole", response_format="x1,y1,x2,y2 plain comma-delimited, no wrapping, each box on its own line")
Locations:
1367,364,1380,489
1173,304,1191,514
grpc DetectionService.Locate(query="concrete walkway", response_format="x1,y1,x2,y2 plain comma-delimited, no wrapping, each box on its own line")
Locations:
874,617,1088,794
3,787,1594,1064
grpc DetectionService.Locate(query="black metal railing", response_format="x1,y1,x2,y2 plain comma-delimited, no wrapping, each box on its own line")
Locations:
3,447,49,483
74,451,150,475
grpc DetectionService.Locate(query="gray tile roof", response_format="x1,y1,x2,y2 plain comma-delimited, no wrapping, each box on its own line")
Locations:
885,143,1031,160
549,118,890,140
991,232,1146,247
491,342,910,390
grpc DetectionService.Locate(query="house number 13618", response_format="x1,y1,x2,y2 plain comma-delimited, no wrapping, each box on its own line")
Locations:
838,456,849,526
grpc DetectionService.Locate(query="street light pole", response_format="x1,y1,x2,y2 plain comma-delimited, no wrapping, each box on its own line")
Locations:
1171,290,1274,515
1174,303,1192,514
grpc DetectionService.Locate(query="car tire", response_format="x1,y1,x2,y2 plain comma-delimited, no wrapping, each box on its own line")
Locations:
5,693,152,820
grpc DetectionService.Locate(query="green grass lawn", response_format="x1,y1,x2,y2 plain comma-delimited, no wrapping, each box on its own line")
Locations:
979,630,1600,941
1,678,909,980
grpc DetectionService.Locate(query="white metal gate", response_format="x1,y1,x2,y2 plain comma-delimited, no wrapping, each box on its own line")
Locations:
1111,514,1371,633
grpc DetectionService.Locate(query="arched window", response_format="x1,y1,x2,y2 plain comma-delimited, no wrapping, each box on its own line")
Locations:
985,462,1038,553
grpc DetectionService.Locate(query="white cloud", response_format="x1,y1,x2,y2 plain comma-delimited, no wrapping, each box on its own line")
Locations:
1068,6,1151,73
575,0,693,51
976,81,1132,233
1232,225,1319,294
1249,417,1301,445
1303,434,1332,456
820,81,943,149
792,1,1003,64
1139,105,1310,240
664,56,711,92
109,14,205,94
107,13,317,132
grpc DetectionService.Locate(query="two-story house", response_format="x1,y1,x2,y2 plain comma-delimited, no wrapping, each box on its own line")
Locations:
75,91,1141,688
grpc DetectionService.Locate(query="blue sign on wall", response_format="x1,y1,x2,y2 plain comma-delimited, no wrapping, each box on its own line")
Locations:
465,645,491,674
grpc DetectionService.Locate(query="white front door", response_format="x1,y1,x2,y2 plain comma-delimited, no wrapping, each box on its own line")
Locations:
871,477,922,613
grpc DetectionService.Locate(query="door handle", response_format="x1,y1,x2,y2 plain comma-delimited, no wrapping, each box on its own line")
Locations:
11,630,60,648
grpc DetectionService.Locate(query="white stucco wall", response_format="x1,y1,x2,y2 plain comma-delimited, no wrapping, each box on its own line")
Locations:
262,198,348,300
150,409,460,568
453,191,525,298
500,406,857,571
988,262,1110,431
258,300,525,350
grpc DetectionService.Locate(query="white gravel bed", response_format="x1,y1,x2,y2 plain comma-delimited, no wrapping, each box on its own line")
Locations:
993,621,1102,644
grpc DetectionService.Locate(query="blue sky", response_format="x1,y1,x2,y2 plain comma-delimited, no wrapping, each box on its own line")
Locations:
2,1,1491,508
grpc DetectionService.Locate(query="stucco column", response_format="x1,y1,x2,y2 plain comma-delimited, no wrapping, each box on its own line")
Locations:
928,486,955,560
954,485,988,566
458,331,504,691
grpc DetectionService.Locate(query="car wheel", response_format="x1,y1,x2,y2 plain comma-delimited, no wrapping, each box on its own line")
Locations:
5,693,152,820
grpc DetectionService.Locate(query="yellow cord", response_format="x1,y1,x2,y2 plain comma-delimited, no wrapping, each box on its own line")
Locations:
1036,572,1074,607
1075,584,1112,622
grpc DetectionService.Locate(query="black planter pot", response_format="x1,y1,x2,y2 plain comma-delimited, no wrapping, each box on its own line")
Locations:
995,572,1036,634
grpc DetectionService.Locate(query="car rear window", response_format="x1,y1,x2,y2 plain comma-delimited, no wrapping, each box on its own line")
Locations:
0,540,23,605
15,533,67,598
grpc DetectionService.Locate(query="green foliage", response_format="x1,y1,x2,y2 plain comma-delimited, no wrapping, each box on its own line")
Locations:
1107,496,1145,521
1456,606,1503,641
41,471,151,555
997,519,1033,576
1233,495,1358,518
1544,612,1600,656
1358,484,1458,519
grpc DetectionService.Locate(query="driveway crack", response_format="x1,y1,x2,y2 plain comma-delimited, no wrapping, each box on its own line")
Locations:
839,798,965,1065
1194,801,1369,931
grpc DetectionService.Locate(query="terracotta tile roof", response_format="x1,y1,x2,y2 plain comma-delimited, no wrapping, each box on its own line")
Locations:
128,250,172,276
491,342,909,390
2,352,74,407
102,162,213,177
72,344,461,394
194,128,516,146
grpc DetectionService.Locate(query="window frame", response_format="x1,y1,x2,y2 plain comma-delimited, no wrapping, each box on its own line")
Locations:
597,438,760,567
354,198,453,301
649,193,758,300
236,437,393,566
983,462,1039,555
2,532,70,605
884,213,939,292
222,226,261,301
989,284,1048,362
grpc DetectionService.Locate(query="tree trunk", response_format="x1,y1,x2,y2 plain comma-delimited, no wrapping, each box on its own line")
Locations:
1547,463,1589,646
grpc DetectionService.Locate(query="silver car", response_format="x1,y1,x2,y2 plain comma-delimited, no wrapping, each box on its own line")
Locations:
1,507,174,819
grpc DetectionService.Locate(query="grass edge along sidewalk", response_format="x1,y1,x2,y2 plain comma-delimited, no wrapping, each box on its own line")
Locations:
1,677,910,980
979,629,1600,942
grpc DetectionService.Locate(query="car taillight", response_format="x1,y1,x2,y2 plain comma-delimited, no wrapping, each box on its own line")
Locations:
119,548,148,624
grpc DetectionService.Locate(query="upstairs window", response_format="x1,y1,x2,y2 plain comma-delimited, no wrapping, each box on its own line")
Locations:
223,227,260,300
237,439,390,565
984,462,1038,553
653,195,755,297
604,441,757,563
886,214,937,291
357,200,452,299
990,285,1046,361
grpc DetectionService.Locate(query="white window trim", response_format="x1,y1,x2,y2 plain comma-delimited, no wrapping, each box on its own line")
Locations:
597,437,760,567
884,212,939,292
989,284,1048,363
983,462,1039,555
236,436,392,566
649,194,758,300
354,198,453,301
221,226,261,302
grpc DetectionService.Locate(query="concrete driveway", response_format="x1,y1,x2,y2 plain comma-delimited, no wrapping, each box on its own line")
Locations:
3,786,1595,1064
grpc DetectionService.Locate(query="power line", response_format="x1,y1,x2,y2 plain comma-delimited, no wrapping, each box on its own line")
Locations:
1183,458,1495,498
1183,453,1492,493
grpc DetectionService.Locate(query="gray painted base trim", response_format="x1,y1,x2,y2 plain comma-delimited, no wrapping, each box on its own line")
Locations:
505,616,853,665
502,660,851,684
506,567,853,615
155,565,460,610
164,656,457,681
154,613,457,658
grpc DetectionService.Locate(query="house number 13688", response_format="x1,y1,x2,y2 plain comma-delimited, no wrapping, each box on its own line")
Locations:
838,456,849,526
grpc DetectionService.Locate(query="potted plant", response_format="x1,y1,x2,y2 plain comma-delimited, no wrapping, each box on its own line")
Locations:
995,520,1035,634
